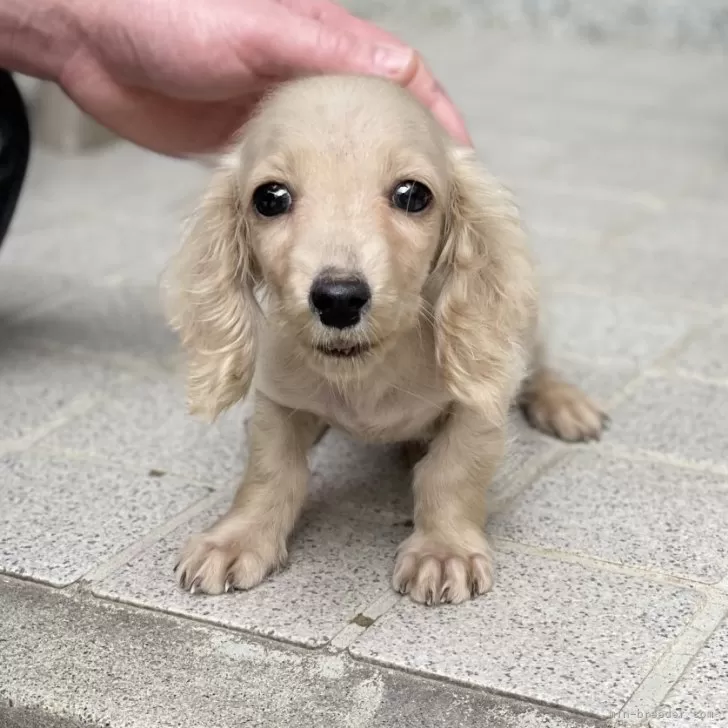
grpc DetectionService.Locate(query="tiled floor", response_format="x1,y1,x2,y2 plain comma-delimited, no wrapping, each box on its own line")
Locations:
1,26,728,728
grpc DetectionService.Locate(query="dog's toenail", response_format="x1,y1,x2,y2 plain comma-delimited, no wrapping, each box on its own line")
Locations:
190,577,201,595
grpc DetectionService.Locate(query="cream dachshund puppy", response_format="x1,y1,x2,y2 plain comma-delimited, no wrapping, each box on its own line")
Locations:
163,74,606,606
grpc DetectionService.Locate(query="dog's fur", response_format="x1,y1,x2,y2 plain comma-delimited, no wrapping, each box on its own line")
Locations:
163,75,606,606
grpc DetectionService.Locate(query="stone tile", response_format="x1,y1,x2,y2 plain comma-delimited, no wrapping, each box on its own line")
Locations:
518,187,659,241
673,319,728,380
651,618,728,728
0,452,211,586
618,202,728,255
42,371,252,487
0,576,605,728
12,282,179,367
549,355,637,406
349,550,699,718
0,265,76,320
542,290,696,366
608,375,728,468
2,212,183,285
491,452,728,583
546,239,728,308
0,335,127,443
91,501,408,648
10,144,208,238
546,142,716,197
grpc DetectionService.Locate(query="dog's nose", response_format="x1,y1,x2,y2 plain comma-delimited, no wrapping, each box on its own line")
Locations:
309,275,371,329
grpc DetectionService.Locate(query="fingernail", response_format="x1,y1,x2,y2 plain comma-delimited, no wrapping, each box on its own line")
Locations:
373,44,416,77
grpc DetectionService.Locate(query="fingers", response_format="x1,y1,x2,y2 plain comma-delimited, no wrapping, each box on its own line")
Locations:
261,3,472,145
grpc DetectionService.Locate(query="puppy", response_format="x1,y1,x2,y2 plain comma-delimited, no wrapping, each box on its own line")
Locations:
163,75,606,606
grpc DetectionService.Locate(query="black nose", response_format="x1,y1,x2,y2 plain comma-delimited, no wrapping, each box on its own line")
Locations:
309,275,371,329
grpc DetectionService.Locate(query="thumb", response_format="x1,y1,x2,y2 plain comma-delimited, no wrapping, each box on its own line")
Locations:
257,14,418,83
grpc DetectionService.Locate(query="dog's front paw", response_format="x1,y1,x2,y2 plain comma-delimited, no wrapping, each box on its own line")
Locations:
392,530,493,606
175,517,285,595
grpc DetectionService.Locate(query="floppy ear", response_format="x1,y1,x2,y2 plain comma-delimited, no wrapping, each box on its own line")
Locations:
161,162,258,422
433,147,537,426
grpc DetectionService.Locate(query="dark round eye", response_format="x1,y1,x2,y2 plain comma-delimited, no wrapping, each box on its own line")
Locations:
391,180,432,213
252,182,293,217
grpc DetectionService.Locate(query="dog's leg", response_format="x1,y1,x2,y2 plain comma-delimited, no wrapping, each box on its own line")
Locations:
176,393,324,595
393,407,502,605
518,342,608,442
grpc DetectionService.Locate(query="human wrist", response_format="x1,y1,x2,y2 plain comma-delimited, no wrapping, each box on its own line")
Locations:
0,0,84,81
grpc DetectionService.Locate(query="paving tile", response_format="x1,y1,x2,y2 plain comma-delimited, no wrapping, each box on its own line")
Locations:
491,451,728,583
549,355,638,406
518,187,659,241
542,290,696,366
650,617,728,728
42,371,252,486
0,264,76,320
673,319,728,380
617,202,728,255
546,142,716,197
0,452,211,586
349,550,699,718
91,501,408,648
607,375,728,468
12,282,179,367
10,144,209,238
546,239,728,308
0,335,128,443
2,212,183,285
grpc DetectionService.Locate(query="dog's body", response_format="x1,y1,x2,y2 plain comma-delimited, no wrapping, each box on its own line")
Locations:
164,75,606,605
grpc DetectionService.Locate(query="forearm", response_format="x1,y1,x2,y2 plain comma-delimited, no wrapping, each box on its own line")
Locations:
0,0,80,80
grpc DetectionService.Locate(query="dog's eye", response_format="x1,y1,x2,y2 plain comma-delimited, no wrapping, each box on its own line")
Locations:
252,182,293,217
391,180,432,213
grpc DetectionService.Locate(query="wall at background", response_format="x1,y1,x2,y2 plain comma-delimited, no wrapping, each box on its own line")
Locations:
340,0,728,50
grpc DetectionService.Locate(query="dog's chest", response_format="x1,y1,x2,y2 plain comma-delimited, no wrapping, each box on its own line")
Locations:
314,385,444,442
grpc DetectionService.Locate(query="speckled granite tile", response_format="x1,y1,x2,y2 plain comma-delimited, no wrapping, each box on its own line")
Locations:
549,356,637,406
90,502,408,647
491,452,728,583
672,319,728,380
349,550,700,718
0,265,77,320
0,335,127,443
2,213,184,285
42,372,251,487
9,144,208,239
12,283,179,367
650,617,728,728
607,375,728,468
546,142,716,197
543,291,695,367
0,453,211,586
543,225,728,308
518,185,659,241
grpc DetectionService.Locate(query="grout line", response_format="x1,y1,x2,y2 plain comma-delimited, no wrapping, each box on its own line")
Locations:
492,538,728,597
548,282,723,316
0,392,104,458
328,590,404,652
78,491,223,584
599,443,728,479
611,599,728,727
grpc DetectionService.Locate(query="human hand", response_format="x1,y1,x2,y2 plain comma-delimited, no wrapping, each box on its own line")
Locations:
56,0,471,156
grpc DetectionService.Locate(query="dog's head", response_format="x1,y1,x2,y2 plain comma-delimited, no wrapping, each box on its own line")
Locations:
163,75,536,423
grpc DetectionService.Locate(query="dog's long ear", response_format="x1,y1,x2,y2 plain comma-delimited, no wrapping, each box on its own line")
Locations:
162,161,258,422
432,147,537,426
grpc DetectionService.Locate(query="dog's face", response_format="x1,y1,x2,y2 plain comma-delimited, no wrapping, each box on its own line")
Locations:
164,75,536,424
235,77,449,375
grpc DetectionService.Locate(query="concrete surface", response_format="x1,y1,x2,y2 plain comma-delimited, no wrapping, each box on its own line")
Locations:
2,23,728,728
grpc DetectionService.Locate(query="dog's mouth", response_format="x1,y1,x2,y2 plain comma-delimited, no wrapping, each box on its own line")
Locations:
314,342,371,359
